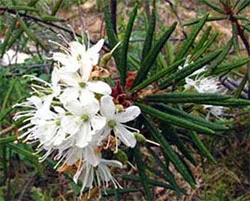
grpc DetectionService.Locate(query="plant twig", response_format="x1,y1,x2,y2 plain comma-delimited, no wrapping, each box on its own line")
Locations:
221,3,250,98
0,125,15,137
0,6,110,52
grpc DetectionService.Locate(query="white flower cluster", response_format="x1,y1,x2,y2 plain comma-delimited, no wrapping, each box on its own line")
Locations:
180,57,226,118
13,38,141,192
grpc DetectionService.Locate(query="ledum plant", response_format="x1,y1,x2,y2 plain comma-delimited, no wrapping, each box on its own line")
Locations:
102,2,250,200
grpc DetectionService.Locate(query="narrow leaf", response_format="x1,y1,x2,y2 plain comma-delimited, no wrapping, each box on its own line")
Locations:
120,6,137,86
145,92,229,104
192,32,218,61
131,59,184,92
17,15,46,50
121,175,173,189
160,50,221,89
0,136,17,144
213,58,250,75
2,79,16,111
8,5,39,12
189,131,216,163
141,8,156,58
200,0,225,14
183,16,227,26
206,38,233,74
51,0,64,16
104,3,121,73
7,143,38,159
236,0,250,13
138,103,215,134
174,14,208,61
154,103,227,131
148,147,183,195
142,115,196,187
132,22,177,88
192,26,211,55
159,122,197,165
132,146,153,201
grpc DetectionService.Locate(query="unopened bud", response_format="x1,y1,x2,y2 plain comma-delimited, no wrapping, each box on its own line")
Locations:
114,149,128,163
100,52,112,68
116,104,124,113
134,132,146,143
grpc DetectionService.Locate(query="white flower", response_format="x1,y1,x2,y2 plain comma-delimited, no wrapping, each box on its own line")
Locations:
62,98,106,148
52,39,104,73
100,95,141,148
204,105,224,118
185,76,224,94
73,157,123,193
183,62,226,118
58,70,111,105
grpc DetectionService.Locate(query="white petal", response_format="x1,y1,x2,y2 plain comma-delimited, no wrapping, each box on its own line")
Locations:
53,128,66,146
84,146,101,166
59,72,81,87
101,159,123,168
87,81,111,95
100,95,115,119
79,88,97,107
60,87,79,105
87,39,104,65
116,124,136,147
69,41,86,58
64,100,85,116
91,115,106,131
75,123,92,148
79,59,93,81
61,115,80,135
51,68,60,86
114,106,141,123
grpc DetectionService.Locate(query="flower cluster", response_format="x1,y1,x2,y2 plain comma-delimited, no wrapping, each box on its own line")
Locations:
180,57,226,118
13,38,141,193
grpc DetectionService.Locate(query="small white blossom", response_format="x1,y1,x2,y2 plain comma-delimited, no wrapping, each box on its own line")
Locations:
100,95,141,148
73,157,123,193
182,57,226,118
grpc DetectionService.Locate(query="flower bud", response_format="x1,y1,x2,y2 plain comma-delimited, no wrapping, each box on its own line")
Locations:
114,149,128,164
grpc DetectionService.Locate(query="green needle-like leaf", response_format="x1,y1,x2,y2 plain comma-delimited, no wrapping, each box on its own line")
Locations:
121,175,173,189
174,14,208,61
17,15,46,50
192,32,219,61
120,6,137,86
7,143,38,160
132,146,153,201
138,103,215,134
145,92,229,104
51,0,64,16
141,8,156,59
212,58,250,75
8,5,39,12
189,131,216,163
132,22,177,88
131,59,184,92
192,26,212,55
159,122,197,165
0,136,17,144
142,115,196,187
183,16,227,26
104,3,121,72
206,38,233,75
199,0,225,14
148,147,183,195
160,50,221,89
236,0,250,13
154,103,227,131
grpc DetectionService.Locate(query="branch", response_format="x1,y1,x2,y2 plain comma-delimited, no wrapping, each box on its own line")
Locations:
0,6,110,52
